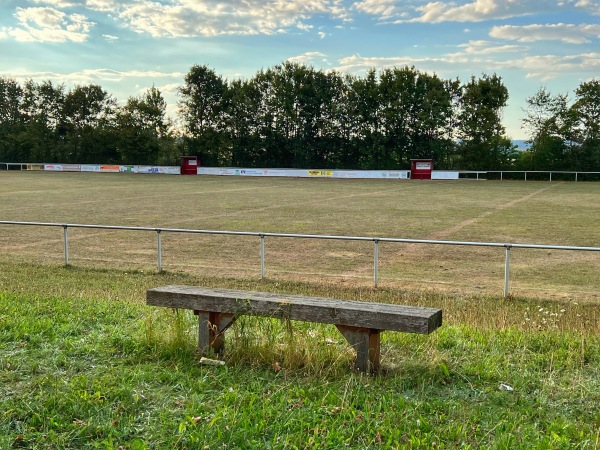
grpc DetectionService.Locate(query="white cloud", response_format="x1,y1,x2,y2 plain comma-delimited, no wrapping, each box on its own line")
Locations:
30,0,79,7
30,0,119,12
501,52,600,80
297,22,314,32
0,68,184,85
85,0,120,12
116,0,336,38
333,48,600,82
409,0,553,23
330,0,354,22
318,31,327,39
454,39,527,54
354,0,586,24
1,7,94,43
576,0,600,15
490,23,600,44
287,51,328,66
353,0,405,20
335,54,453,74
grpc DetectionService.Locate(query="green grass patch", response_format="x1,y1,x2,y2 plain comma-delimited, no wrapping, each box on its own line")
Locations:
2,173,600,447
1,263,600,448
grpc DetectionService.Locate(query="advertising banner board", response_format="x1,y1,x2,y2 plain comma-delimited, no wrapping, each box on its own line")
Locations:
100,165,120,172
27,164,44,171
160,166,180,175
197,167,410,179
81,165,101,172
432,171,459,180
61,164,81,172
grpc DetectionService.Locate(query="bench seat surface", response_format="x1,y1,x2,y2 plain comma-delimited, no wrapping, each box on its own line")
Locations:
147,285,442,334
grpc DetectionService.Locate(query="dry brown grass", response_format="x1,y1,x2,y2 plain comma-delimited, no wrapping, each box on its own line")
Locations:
1,171,599,301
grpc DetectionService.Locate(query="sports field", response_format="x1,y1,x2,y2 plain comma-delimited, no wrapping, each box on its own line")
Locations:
1,171,599,300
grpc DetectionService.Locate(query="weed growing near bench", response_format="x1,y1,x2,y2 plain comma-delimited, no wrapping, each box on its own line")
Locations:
1,263,600,448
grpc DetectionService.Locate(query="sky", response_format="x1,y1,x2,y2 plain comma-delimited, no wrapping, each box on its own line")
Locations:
1,0,599,140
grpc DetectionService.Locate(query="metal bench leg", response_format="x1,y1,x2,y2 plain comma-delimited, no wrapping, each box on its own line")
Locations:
194,311,236,354
336,325,381,373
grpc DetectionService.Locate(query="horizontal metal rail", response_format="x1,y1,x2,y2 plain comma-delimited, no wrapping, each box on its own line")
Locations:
487,170,600,182
1,220,599,297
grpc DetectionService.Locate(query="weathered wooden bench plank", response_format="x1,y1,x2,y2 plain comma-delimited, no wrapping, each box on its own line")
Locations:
147,285,442,373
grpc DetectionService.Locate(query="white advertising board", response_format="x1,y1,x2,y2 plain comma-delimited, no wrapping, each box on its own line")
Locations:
43,164,180,174
61,164,81,172
197,167,410,179
431,171,459,180
81,165,101,172
159,166,180,175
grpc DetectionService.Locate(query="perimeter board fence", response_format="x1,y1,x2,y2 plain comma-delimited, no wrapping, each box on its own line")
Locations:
3,162,600,181
1,220,599,298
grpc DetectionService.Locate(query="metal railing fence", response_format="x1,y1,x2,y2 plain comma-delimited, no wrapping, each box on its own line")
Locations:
2,220,599,298
486,171,600,181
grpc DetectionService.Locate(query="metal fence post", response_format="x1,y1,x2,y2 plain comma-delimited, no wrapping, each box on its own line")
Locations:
504,244,511,298
374,239,379,287
157,230,162,273
63,225,69,266
260,234,265,279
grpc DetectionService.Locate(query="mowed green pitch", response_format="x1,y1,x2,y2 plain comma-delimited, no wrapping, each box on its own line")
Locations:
1,171,599,300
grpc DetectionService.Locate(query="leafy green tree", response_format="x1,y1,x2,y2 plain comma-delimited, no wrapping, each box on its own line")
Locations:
314,70,348,169
572,79,600,169
18,80,65,162
457,74,514,169
378,67,457,169
178,65,227,166
223,78,263,167
60,84,117,163
0,77,23,162
115,86,176,165
348,69,384,169
521,87,570,170
378,67,416,168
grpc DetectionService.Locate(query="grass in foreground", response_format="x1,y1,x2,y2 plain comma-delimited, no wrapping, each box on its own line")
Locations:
1,262,600,449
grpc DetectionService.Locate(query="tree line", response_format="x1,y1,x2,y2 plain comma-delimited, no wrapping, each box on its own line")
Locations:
0,63,598,171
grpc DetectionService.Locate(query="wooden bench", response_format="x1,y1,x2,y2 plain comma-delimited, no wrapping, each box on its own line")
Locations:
146,285,442,373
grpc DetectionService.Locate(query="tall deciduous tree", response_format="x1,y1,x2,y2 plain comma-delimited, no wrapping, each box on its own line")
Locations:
116,86,176,165
0,77,23,162
458,74,515,170
60,84,117,163
349,69,384,169
178,65,228,166
379,67,457,168
522,87,570,170
224,78,264,166
19,80,65,162
572,79,600,169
